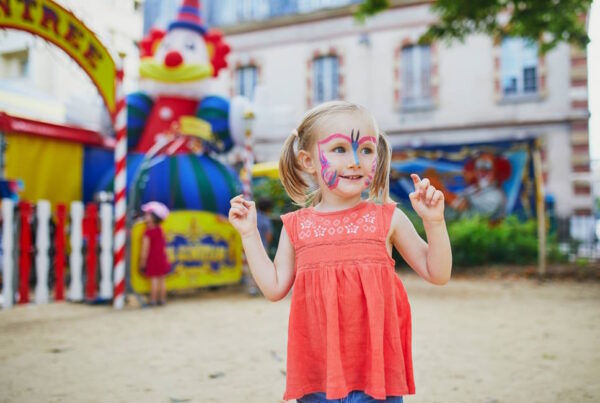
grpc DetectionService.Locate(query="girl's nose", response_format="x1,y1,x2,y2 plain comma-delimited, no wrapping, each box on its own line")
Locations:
347,159,361,168
348,150,361,168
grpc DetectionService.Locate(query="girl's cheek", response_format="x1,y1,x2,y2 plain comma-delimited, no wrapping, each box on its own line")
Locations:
365,157,377,188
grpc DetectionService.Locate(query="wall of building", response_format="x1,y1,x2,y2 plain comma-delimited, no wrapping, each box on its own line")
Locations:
218,3,591,216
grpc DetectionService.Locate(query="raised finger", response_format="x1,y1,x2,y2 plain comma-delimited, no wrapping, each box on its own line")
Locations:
230,195,246,207
241,199,255,208
417,178,430,198
229,205,247,217
230,194,244,202
425,185,436,204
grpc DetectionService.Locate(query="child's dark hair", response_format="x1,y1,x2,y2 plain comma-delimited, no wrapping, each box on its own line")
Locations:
279,100,392,206
150,212,163,224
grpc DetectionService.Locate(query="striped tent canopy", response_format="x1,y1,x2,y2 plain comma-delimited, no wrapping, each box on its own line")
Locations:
96,153,241,217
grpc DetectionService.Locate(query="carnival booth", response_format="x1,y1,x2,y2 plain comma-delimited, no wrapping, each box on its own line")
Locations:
116,0,247,294
0,0,248,308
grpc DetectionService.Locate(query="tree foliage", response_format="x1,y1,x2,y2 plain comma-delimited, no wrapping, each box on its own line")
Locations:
355,0,591,53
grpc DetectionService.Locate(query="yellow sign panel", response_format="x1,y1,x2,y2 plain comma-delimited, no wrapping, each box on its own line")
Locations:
0,0,116,113
130,211,243,294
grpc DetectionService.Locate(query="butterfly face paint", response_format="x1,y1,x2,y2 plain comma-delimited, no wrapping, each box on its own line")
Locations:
317,130,377,190
365,158,377,188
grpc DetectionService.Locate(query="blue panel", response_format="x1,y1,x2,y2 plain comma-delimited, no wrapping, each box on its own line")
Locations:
82,147,114,203
199,155,232,216
177,155,202,210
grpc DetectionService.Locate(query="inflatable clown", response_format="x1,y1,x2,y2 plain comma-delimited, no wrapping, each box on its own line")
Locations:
121,0,245,215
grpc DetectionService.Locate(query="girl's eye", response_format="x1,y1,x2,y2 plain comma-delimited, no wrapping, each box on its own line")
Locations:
332,146,346,153
361,147,374,155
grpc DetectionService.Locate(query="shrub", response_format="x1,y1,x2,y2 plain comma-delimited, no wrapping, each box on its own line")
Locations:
400,206,567,268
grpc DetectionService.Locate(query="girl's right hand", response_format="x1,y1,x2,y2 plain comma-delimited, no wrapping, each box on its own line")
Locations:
228,195,258,238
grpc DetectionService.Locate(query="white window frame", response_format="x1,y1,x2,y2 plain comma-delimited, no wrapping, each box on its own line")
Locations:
312,55,339,105
501,37,539,97
235,65,258,100
401,45,432,109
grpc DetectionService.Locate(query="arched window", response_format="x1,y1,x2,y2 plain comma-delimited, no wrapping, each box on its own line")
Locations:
235,65,258,100
500,38,539,96
312,55,339,105
401,44,432,108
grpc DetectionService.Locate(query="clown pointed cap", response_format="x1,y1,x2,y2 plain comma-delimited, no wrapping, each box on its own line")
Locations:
168,0,206,35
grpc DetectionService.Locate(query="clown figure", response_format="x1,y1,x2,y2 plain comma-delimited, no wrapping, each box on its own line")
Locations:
128,0,244,154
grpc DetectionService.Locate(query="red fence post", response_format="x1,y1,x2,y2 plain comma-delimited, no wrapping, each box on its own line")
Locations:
84,203,98,301
18,201,32,304
55,204,66,301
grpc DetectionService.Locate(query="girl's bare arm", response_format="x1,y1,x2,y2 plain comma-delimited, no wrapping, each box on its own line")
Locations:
140,236,150,270
229,195,295,301
388,208,452,285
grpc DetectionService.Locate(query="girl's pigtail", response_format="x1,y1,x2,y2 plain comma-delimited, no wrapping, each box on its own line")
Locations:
370,131,393,203
279,131,308,205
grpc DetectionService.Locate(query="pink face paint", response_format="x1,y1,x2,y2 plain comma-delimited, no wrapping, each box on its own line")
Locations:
317,132,377,190
319,149,339,189
365,157,377,188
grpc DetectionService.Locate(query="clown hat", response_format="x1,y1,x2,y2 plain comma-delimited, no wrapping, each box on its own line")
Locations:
141,201,170,220
168,0,206,35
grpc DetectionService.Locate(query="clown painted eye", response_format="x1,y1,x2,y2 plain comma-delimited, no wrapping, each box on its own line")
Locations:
185,41,195,50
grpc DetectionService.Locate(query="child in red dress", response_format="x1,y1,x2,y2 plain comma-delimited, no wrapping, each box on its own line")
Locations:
229,101,452,402
139,201,171,306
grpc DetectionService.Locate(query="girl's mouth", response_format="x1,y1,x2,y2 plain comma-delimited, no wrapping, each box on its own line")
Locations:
340,175,363,180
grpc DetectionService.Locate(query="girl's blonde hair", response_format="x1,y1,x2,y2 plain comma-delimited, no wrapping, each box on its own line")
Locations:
279,100,392,206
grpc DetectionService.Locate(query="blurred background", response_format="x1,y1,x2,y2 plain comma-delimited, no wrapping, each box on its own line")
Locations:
0,2,598,402
0,0,598,280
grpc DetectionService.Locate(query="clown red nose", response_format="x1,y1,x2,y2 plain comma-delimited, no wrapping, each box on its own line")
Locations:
164,50,184,68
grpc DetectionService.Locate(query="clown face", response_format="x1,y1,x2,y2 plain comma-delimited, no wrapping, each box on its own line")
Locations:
139,28,213,98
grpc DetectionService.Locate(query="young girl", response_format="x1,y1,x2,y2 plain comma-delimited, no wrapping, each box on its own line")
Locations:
139,201,171,306
229,101,452,402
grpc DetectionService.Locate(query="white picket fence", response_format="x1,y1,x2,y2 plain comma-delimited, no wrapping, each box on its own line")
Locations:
1,198,115,309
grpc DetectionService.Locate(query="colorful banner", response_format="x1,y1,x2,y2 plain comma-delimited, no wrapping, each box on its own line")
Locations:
130,210,243,293
0,0,116,113
391,140,536,221
5,133,83,206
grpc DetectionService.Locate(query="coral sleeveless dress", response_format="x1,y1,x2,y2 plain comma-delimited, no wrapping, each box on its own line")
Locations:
281,201,415,400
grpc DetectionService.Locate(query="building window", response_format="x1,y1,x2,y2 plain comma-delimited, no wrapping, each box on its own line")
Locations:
235,65,258,100
0,49,29,80
313,55,339,104
207,0,269,26
401,45,432,108
206,0,361,26
501,38,538,96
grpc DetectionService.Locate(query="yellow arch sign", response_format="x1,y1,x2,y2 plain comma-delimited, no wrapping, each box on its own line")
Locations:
0,0,116,114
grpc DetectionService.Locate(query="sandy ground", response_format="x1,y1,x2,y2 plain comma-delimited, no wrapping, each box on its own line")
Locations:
0,272,599,403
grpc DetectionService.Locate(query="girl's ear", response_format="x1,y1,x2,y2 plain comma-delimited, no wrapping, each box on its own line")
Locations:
298,149,317,174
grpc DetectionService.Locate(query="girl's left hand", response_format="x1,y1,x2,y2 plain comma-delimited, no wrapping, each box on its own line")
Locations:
409,173,445,223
